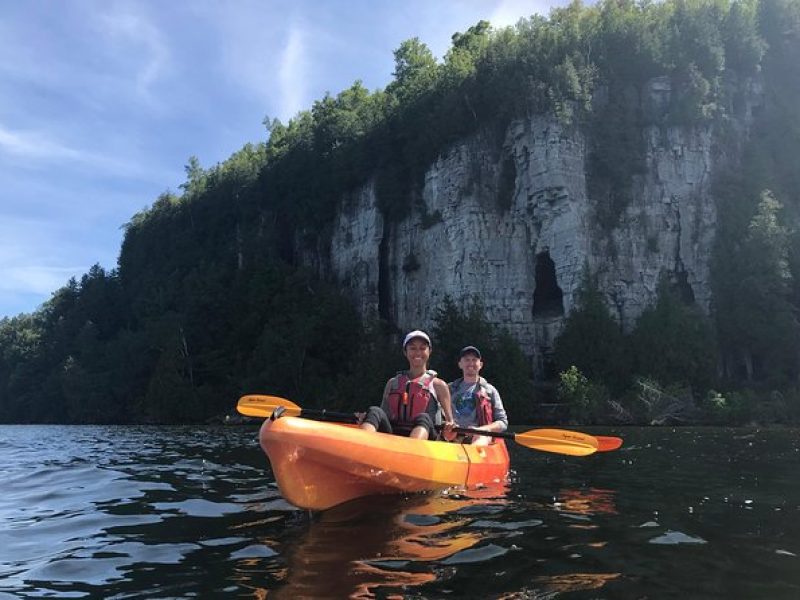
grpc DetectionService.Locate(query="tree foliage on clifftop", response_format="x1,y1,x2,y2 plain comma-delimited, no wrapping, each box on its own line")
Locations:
1,0,799,423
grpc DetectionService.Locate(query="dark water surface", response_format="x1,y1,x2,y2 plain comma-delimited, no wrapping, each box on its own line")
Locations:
1,425,798,599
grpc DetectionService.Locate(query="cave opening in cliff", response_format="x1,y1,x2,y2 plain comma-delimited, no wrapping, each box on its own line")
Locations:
532,250,564,318
673,269,696,305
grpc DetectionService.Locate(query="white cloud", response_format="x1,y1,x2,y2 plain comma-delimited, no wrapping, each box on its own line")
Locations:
278,25,309,121
0,2,171,115
203,3,308,122
0,125,83,162
0,121,179,186
92,3,171,106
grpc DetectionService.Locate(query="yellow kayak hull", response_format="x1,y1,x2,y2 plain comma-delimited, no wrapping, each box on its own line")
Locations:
259,416,509,510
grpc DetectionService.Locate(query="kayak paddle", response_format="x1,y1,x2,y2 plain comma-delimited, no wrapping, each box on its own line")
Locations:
596,435,623,452
237,395,622,457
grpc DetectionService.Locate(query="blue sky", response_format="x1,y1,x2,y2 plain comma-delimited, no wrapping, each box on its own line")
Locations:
0,0,573,319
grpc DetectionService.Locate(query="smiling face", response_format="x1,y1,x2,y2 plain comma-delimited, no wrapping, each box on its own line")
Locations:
458,353,483,378
404,338,431,371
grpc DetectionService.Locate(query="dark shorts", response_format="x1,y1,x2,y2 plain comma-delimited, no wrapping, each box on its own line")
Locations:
363,406,438,439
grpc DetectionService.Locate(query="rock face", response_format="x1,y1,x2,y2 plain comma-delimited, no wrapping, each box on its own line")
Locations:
308,78,759,374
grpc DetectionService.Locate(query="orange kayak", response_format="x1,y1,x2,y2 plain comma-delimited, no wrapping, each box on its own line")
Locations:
259,416,510,511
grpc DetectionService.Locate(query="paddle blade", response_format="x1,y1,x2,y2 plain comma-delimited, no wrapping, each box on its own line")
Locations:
596,436,623,452
516,428,599,457
237,395,301,418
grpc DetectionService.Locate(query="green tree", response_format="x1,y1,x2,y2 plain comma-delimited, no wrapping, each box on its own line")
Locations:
432,297,534,420
0,314,43,422
629,279,717,393
387,38,439,105
180,155,206,195
553,268,628,391
442,20,492,86
558,365,609,424
724,0,767,74
713,191,799,383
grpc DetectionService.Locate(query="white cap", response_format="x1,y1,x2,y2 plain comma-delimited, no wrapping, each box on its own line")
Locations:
403,330,431,349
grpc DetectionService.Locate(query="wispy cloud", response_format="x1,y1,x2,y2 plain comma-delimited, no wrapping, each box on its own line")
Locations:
0,122,176,184
204,3,309,122
0,125,83,162
278,25,309,120
92,3,171,106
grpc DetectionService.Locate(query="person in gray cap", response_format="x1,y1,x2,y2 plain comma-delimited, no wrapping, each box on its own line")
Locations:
443,345,508,446
359,330,455,439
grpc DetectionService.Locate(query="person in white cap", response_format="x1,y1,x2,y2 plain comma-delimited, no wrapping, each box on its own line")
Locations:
359,330,455,439
442,345,508,446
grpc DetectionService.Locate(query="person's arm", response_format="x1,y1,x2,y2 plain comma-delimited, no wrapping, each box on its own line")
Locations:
433,378,454,423
357,378,392,423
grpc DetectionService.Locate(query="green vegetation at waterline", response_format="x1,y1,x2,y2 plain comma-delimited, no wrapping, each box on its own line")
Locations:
554,271,800,425
1,0,799,425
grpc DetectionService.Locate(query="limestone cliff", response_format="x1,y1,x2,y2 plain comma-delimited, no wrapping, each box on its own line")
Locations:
305,77,761,373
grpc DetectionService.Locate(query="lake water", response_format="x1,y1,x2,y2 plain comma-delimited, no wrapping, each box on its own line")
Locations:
1,424,798,599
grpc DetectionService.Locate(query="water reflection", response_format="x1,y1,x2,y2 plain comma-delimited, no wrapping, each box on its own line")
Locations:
248,487,509,599
555,487,618,516
506,573,621,597
232,483,627,598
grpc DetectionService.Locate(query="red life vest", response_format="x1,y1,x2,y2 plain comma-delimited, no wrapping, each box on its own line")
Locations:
386,370,437,428
450,377,494,426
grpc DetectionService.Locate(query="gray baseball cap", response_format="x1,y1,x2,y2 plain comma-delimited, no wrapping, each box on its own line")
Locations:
403,330,431,348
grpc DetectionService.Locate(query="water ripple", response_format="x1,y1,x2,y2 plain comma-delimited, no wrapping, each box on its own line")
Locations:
0,424,799,598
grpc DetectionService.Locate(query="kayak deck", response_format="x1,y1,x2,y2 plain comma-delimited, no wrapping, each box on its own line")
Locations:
259,416,509,510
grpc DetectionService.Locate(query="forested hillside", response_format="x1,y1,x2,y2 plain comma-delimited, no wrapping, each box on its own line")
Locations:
1,0,798,425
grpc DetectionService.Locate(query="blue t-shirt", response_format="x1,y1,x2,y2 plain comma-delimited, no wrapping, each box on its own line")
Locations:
447,377,508,430
453,382,480,421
